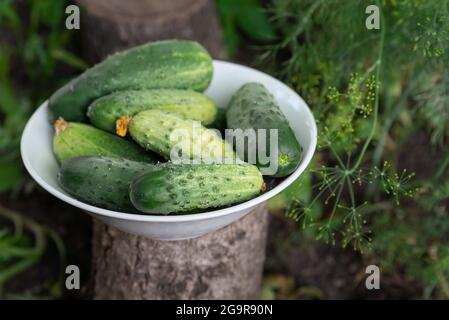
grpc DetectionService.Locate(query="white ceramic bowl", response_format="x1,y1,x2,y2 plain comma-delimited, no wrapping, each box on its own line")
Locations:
20,60,317,240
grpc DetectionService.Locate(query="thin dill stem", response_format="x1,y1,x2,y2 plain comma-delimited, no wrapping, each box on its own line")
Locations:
359,60,380,84
346,152,352,170
345,176,360,232
371,83,413,167
321,179,340,199
329,142,346,169
326,177,345,227
281,0,322,47
339,34,379,60
346,176,356,207
311,172,338,190
433,147,449,181
363,201,392,214
372,63,426,168
366,81,415,198
351,0,385,171
307,183,331,213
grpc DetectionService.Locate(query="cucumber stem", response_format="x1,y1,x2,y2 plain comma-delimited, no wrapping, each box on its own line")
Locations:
54,118,68,136
116,116,132,137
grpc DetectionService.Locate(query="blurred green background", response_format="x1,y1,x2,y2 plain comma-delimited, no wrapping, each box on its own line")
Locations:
0,0,449,299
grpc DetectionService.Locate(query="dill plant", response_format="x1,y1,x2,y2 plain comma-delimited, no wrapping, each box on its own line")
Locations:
261,0,449,296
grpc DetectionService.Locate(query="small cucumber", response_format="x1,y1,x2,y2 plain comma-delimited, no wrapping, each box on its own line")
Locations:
126,110,237,163
53,119,158,163
130,163,265,214
58,156,154,211
226,82,302,177
207,107,227,134
87,89,217,134
48,40,213,122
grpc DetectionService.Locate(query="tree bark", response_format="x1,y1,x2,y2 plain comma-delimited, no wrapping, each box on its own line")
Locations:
75,0,269,300
91,204,268,299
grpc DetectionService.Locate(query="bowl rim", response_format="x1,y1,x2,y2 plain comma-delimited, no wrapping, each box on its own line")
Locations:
20,60,317,223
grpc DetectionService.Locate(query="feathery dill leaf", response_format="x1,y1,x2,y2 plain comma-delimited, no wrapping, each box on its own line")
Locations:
260,0,449,296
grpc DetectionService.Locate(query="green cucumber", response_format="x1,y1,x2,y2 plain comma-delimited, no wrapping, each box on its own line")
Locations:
48,40,213,122
208,107,227,134
130,163,265,214
127,109,237,163
226,82,301,177
58,156,154,211
53,119,158,163
87,89,217,134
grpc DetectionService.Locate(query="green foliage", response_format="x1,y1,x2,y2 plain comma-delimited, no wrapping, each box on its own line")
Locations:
416,72,449,146
260,0,449,297
0,0,80,298
0,205,66,299
215,0,276,57
269,171,312,210
0,0,83,193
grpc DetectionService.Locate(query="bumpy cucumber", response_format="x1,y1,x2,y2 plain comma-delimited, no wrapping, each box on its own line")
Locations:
53,119,158,163
87,89,217,134
207,107,227,134
128,110,236,163
48,40,213,122
58,156,154,211
130,163,265,214
226,82,301,177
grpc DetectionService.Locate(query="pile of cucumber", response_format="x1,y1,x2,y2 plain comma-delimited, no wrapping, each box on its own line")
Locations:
50,39,301,214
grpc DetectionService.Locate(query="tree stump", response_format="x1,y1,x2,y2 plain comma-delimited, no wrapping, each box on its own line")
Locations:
91,204,268,299
75,0,270,300
76,0,225,63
